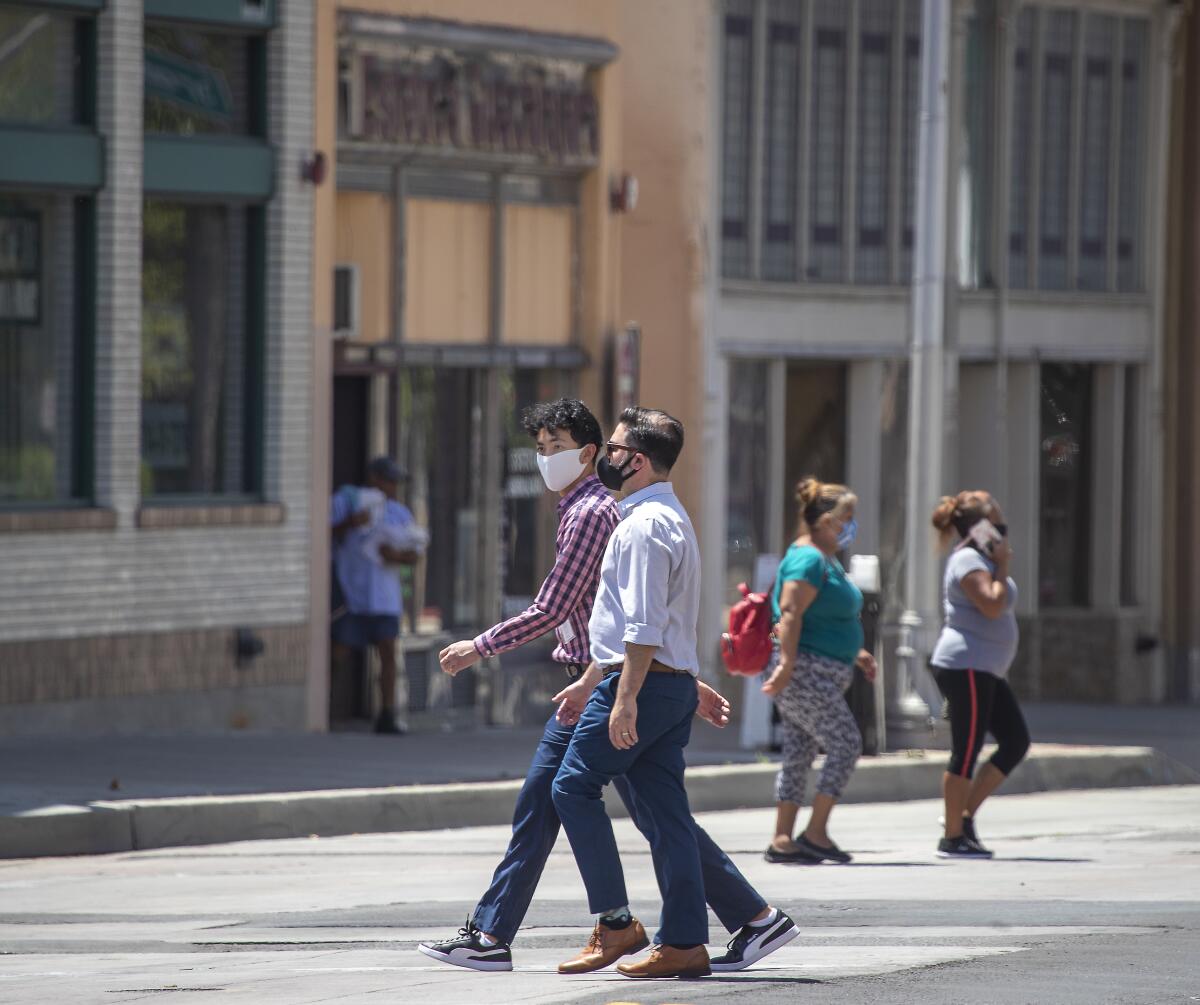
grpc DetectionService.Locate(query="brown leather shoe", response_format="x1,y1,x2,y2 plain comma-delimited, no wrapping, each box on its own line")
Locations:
618,944,711,979
557,919,649,974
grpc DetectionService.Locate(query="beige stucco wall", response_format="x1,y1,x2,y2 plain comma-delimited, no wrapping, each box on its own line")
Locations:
503,204,574,345
313,0,710,514
614,0,712,526
313,0,624,357
405,199,493,344
334,191,392,343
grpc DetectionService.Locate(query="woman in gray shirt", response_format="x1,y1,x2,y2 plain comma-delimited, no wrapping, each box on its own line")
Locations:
929,491,1031,859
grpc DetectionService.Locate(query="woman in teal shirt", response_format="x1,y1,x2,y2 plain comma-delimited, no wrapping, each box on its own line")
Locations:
762,477,877,864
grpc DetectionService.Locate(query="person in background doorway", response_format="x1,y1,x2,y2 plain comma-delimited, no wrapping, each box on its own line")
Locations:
330,456,424,735
762,477,877,864
929,491,1031,858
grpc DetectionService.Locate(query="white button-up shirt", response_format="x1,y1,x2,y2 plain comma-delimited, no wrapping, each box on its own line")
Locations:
588,481,700,676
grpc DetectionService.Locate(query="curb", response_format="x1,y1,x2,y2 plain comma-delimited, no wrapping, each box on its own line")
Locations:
2,744,1195,860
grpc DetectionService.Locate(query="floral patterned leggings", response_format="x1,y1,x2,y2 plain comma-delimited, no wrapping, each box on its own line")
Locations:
772,649,863,805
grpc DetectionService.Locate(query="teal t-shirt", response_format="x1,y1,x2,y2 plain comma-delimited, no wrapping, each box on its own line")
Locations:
771,544,864,666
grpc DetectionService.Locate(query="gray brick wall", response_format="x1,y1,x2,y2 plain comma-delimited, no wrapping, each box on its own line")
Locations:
0,625,307,705
0,1,316,653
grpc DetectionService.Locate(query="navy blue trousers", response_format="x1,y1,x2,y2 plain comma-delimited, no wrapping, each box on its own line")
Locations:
551,672,719,947
472,679,765,945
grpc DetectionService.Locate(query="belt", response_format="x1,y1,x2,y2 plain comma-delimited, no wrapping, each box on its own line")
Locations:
602,660,692,677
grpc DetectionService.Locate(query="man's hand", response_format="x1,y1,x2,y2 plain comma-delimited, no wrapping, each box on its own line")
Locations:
608,697,639,750
855,648,878,682
439,640,481,676
696,680,730,728
380,546,419,565
553,679,592,726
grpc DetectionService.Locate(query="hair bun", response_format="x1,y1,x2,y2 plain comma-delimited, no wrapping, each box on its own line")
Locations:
931,495,958,532
794,476,822,509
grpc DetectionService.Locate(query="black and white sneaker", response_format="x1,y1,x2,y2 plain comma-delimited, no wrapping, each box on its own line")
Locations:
936,835,994,859
418,919,513,972
709,909,799,972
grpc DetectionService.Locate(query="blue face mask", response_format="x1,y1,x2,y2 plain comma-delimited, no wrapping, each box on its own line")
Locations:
836,518,858,549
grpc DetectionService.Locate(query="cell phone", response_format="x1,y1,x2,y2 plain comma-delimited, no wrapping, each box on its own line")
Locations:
968,519,1003,556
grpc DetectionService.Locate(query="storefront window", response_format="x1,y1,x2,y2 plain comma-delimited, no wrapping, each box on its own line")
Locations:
144,23,257,136
1039,363,1093,607
783,361,847,540
726,359,770,602
395,366,485,636
0,7,82,126
0,194,84,504
499,369,571,620
141,200,256,497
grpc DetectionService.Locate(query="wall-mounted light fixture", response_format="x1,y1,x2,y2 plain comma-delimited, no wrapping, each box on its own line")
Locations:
610,172,638,213
301,151,328,185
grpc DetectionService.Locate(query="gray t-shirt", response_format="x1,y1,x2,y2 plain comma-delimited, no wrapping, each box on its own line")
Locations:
930,546,1019,677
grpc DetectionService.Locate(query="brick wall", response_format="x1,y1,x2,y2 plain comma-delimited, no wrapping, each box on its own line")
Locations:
0,625,307,706
0,0,315,648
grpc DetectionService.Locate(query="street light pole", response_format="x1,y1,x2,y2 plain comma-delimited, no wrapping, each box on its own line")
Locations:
891,0,952,747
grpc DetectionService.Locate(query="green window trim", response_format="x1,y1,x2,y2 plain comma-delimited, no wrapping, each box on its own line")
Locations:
0,128,104,190
143,135,274,199
143,0,274,30
74,14,97,128
0,1,106,11
73,197,96,500
243,204,266,496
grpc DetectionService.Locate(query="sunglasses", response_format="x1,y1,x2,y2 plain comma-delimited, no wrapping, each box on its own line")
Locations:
605,440,642,459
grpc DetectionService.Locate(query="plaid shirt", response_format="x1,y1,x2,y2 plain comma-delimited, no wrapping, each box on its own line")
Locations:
474,475,619,665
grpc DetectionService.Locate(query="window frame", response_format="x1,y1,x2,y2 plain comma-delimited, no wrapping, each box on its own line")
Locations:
0,2,99,511
138,14,272,506
717,0,1154,296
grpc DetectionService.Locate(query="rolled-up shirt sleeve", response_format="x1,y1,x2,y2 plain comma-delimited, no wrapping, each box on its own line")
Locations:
617,517,674,648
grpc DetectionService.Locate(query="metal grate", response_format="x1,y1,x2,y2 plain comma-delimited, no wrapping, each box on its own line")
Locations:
1008,7,1034,289
856,0,892,284
721,1,756,279
1037,10,1076,291
808,0,847,282
900,0,921,283
1117,18,1146,293
761,0,802,281
1078,14,1115,291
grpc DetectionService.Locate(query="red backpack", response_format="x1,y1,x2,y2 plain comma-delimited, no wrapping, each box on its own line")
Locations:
720,582,775,676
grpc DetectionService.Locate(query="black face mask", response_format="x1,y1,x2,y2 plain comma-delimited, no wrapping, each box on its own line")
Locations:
596,455,637,491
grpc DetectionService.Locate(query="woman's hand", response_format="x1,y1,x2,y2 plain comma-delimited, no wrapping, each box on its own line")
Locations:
762,661,794,697
855,649,878,681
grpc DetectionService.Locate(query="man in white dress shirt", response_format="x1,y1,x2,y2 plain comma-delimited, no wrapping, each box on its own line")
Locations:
550,407,718,980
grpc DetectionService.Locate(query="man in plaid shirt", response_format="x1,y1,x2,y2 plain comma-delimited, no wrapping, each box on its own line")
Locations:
421,400,794,975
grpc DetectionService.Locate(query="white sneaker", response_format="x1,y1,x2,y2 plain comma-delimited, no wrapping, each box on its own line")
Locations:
418,919,513,972
709,909,799,972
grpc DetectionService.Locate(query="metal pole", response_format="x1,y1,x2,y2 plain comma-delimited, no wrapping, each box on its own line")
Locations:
891,0,952,747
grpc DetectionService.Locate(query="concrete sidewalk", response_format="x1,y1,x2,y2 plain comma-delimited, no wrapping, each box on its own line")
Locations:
2,701,1196,859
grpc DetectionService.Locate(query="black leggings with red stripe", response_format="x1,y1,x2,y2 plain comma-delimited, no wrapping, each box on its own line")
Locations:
934,668,1030,779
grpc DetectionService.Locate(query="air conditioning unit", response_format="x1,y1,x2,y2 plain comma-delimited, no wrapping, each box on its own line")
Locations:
332,263,359,339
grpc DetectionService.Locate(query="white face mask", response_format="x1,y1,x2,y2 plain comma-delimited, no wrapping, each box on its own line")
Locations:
536,447,589,492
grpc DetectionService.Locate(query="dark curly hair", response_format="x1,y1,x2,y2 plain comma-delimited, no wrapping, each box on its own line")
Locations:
618,406,684,474
520,398,603,453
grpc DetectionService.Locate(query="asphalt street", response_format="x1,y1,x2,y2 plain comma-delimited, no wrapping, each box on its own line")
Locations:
0,785,1197,1004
